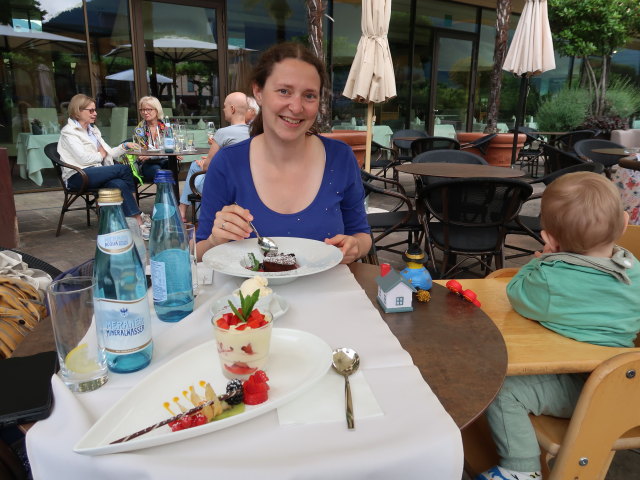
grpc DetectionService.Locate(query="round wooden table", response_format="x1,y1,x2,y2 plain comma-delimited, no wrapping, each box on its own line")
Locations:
395,162,526,179
592,147,631,156
349,263,507,429
129,147,209,198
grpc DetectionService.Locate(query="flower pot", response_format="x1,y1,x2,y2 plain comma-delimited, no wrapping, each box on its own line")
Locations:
457,132,526,167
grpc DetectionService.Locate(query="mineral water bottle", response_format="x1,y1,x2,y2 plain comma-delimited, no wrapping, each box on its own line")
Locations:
164,121,175,153
149,170,194,321
93,188,153,373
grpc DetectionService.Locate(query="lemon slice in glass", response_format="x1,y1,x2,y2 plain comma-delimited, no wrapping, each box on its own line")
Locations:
65,344,101,374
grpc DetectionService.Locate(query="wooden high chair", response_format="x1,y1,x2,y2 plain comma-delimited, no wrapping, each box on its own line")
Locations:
618,224,640,259
530,351,640,479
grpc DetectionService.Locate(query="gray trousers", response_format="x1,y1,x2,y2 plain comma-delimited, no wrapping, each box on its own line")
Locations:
485,373,586,472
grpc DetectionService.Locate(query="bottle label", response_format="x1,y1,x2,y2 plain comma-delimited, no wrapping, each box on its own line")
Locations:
150,259,168,302
97,229,134,255
95,296,152,353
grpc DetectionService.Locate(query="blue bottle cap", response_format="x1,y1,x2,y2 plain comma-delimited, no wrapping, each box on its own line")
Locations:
154,169,175,184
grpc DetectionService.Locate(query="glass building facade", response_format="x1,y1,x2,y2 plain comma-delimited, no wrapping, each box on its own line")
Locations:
3,0,639,190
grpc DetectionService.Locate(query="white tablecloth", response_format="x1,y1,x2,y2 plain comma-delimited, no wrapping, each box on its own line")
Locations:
27,265,463,479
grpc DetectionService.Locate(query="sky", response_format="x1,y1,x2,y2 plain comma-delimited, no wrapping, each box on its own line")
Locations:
38,0,81,22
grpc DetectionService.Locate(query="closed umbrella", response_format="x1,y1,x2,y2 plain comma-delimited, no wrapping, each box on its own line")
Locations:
342,0,396,172
503,0,555,164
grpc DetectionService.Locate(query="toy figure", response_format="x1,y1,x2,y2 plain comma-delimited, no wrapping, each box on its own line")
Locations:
399,244,432,291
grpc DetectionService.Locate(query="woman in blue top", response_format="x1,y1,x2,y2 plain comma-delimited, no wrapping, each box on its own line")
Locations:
196,42,371,264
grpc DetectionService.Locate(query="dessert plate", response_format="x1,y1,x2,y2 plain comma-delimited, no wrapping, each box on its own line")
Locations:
74,328,332,455
202,237,343,285
211,294,289,320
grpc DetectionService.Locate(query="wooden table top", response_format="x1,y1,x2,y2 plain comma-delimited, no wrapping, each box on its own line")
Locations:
350,263,507,429
592,148,630,156
619,157,640,171
395,162,526,178
437,277,640,375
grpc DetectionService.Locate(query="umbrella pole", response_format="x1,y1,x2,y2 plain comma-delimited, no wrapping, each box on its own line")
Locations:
511,75,529,166
365,102,373,172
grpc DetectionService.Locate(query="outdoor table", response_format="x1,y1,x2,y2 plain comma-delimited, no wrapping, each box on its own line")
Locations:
15,132,61,185
395,162,526,179
24,265,466,479
128,147,209,198
592,147,630,156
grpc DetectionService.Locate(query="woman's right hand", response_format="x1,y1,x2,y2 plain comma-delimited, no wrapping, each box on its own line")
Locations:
138,155,150,162
210,204,254,243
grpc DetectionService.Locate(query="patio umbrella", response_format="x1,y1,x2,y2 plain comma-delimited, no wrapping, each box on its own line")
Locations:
105,68,172,84
502,0,555,164
342,0,396,172
0,24,85,50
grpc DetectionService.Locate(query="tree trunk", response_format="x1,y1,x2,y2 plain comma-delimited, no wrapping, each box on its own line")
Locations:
306,0,332,133
484,0,511,134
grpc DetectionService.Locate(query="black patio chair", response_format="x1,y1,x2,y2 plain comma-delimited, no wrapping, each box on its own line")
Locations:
511,128,545,177
411,149,487,202
552,129,595,152
505,162,605,259
369,140,401,181
187,170,205,225
392,129,428,163
419,177,532,278
460,133,497,157
573,139,625,179
410,136,460,157
541,143,588,175
361,170,426,258
44,142,100,237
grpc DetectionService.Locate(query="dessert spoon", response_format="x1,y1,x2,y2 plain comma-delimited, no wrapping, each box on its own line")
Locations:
332,347,360,429
233,202,278,255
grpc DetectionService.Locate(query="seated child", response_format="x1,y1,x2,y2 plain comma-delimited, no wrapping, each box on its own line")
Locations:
476,172,640,480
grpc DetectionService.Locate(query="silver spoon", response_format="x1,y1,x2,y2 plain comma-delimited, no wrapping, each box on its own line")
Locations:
233,202,278,255
332,347,360,429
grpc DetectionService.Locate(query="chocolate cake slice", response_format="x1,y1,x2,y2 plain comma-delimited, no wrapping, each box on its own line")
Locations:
262,253,298,272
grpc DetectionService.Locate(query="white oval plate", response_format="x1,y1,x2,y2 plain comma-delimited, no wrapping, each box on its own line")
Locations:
211,294,289,320
202,237,343,285
74,328,331,455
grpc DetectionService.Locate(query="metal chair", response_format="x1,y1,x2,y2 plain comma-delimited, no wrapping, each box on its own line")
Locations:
551,129,595,152
44,142,100,237
574,138,626,179
392,129,428,163
541,143,588,175
187,170,205,225
411,149,488,202
420,177,532,278
505,162,605,259
369,140,401,181
530,351,640,479
512,128,545,177
410,136,460,157
361,170,426,258
460,133,497,157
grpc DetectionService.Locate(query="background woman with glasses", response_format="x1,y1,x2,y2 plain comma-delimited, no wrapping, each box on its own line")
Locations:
57,94,147,233
133,96,170,182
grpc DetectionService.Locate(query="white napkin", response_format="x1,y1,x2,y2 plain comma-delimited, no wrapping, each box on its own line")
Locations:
277,370,383,425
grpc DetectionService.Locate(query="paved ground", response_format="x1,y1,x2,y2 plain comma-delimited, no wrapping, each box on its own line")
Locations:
8,171,640,478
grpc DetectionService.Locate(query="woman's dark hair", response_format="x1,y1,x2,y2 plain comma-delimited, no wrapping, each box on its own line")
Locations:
250,42,327,137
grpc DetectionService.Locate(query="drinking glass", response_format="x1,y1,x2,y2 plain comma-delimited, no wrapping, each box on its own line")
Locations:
175,132,185,152
47,277,108,392
186,133,195,151
184,222,199,295
206,122,216,141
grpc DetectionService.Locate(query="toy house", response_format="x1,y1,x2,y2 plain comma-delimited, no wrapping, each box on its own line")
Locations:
376,265,416,313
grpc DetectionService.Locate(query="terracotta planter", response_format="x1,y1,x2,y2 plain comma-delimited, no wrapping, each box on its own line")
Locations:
457,132,526,167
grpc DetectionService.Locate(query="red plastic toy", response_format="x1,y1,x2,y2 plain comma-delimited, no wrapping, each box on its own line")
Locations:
445,280,481,307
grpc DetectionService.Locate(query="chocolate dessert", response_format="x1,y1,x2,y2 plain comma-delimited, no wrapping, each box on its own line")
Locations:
262,253,298,272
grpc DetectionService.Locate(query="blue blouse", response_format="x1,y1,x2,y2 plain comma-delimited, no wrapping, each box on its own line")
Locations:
196,135,370,243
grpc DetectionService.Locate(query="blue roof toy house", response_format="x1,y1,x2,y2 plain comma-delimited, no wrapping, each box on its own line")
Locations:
376,265,416,313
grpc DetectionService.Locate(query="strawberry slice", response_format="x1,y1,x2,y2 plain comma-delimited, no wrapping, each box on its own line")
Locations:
244,391,268,405
241,344,254,354
224,362,257,375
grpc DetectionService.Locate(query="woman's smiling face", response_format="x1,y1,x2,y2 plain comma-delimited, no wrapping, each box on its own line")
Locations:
253,58,321,141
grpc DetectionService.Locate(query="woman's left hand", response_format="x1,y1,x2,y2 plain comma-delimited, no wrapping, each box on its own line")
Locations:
324,235,361,264
138,155,150,162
